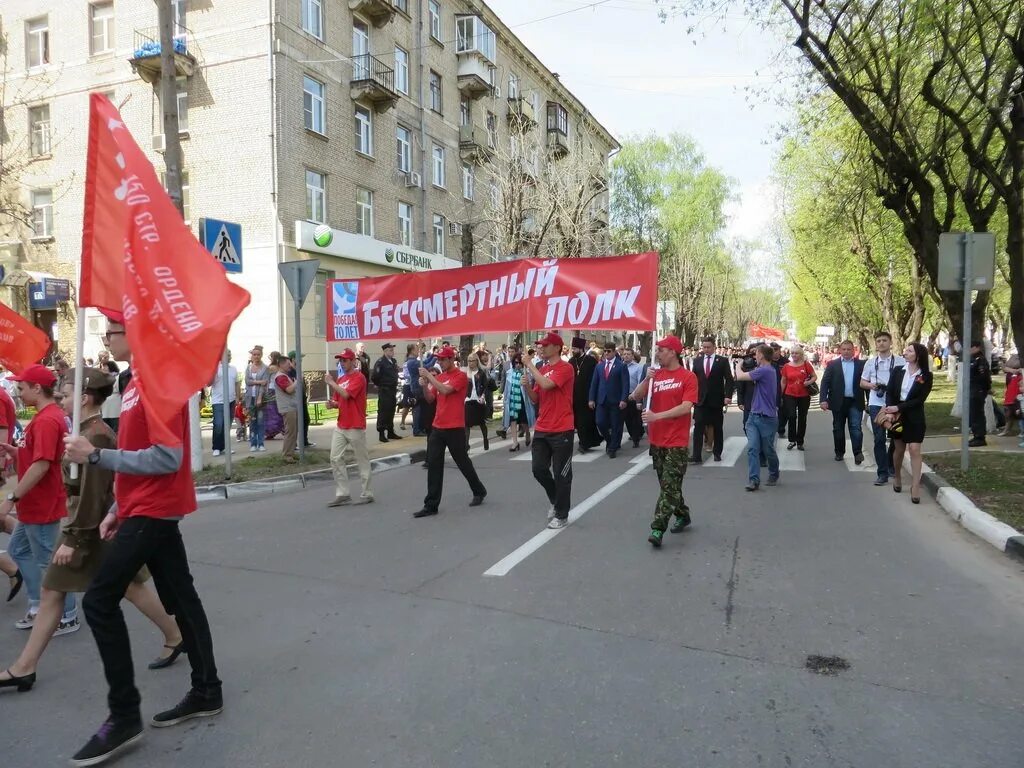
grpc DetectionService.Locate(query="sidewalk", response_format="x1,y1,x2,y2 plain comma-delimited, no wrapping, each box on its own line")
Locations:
920,430,1024,455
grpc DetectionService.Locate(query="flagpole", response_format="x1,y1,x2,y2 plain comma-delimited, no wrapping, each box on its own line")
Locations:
70,308,86,480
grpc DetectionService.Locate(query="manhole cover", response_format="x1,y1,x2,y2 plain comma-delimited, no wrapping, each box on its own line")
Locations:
805,654,850,676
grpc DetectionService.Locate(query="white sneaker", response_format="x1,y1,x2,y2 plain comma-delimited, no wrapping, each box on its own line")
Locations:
547,517,567,530
54,616,81,637
546,506,556,522
258,446,267,452
249,445,256,453
212,450,221,457
15,612,37,630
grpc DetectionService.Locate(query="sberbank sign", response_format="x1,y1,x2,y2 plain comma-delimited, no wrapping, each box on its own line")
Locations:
384,248,432,270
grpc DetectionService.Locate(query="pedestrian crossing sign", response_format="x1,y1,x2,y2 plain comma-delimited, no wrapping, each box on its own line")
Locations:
200,218,243,273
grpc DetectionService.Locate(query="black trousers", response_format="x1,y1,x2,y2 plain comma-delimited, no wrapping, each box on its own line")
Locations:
970,393,987,439
783,395,810,445
573,402,601,449
623,401,644,444
301,392,311,444
531,430,574,518
692,405,724,458
83,517,221,722
377,387,397,436
423,428,486,511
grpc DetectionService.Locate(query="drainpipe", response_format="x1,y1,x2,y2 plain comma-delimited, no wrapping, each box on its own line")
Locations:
268,0,286,353
416,0,428,251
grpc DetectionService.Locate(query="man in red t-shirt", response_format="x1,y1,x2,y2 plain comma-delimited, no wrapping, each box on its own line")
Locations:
0,365,76,627
413,346,486,518
522,332,576,529
324,349,373,507
630,336,699,548
63,313,222,766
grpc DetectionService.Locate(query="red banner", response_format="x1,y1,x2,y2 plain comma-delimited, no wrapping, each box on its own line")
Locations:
748,323,786,340
327,253,659,341
80,94,251,444
0,302,51,373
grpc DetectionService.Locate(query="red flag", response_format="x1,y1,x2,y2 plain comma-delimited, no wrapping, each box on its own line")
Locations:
0,302,51,373
80,93,250,445
748,323,786,340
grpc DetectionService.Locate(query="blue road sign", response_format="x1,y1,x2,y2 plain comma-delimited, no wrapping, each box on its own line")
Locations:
200,218,243,273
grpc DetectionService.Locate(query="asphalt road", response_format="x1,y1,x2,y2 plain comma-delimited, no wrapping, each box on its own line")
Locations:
4,409,1024,767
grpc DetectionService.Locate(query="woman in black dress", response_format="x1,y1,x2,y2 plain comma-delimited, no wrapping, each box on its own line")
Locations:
883,342,933,503
464,354,491,451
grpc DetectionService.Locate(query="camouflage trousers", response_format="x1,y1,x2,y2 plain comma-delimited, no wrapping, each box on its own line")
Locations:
650,446,689,532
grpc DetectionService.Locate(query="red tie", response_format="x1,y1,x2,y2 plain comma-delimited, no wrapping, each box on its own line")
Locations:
705,356,711,377
604,361,611,380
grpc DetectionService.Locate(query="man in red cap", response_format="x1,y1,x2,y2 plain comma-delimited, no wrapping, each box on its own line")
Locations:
63,313,222,766
413,346,486,517
630,336,699,548
324,349,373,507
0,364,76,630
522,332,576,529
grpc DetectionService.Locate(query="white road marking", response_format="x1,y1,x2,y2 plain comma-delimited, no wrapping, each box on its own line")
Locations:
776,448,806,472
845,454,877,472
483,456,653,577
700,437,745,467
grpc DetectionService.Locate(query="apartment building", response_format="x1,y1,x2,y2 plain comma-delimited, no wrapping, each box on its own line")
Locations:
0,0,617,373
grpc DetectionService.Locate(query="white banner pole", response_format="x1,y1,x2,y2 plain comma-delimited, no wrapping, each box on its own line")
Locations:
69,308,86,480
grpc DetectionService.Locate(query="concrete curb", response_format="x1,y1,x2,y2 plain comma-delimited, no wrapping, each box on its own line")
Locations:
196,453,412,504
918,463,1024,563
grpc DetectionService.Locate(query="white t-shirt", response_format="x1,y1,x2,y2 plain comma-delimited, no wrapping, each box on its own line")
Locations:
900,366,917,400
861,354,906,408
211,364,238,405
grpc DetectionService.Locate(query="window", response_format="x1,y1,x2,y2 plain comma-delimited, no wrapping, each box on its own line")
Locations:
508,73,519,99
303,75,325,134
489,234,499,261
90,2,115,55
462,164,474,201
355,105,373,156
489,181,499,210
486,111,497,148
394,0,409,13
31,190,53,237
313,269,335,337
460,96,471,127
29,105,51,156
176,77,189,132
432,144,446,188
455,16,496,63
398,202,413,246
428,1,441,41
26,17,50,69
352,21,369,79
547,102,569,136
396,125,412,173
432,213,445,255
171,0,187,37
301,0,323,40
356,188,374,236
394,46,409,94
429,71,442,113
306,170,326,223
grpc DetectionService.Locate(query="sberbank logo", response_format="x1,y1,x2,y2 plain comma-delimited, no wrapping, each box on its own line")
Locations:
313,224,333,248
389,249,432,270
385,248,395,263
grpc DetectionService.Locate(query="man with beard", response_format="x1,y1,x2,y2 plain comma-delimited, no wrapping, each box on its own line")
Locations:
569,337,600,453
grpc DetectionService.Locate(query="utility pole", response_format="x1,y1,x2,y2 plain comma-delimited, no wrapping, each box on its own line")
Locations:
459,223,475,360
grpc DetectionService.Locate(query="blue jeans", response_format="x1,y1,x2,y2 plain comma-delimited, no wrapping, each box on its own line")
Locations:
868,405,895,479
9,521,77,618
248,400,265,448
832,403,864,457
745,413,779,484
211,402,234,452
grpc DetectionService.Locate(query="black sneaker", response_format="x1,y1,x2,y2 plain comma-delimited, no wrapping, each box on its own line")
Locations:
151,690,223,728
670,508,692,533
71,718,144,766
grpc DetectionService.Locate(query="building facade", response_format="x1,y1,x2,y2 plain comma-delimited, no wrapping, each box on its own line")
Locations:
0,0,617,373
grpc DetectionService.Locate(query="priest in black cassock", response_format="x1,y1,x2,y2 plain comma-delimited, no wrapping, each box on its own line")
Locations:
569,337,602,453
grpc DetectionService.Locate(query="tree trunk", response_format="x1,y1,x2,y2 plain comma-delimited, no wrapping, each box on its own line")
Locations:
459,224,475,361
1006,95,1024,351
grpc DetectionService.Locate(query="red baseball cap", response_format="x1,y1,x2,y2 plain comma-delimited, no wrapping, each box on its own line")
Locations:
335,349,356,361
6,363,57,387
535,332,564,348
435,347,457,360
655,336,683,354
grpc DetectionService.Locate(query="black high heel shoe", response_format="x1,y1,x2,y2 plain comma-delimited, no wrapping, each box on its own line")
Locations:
148,642,185,670
509,444,520,452
0,669,36,692
7,570,23,602
892,484,902,493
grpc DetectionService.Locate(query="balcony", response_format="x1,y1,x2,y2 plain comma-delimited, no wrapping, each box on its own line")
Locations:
459,125,493,165
129,27,196,84
591,174,608,192
348,0,396,27
350,54,398,112
507,96,537,131
590,208,608,230
547,130,570,159
456,56,493,100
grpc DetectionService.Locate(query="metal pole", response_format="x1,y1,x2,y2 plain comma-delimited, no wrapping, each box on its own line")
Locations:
293,298,305,463
222,350,232,479
960,233,972,472
69,308,87,480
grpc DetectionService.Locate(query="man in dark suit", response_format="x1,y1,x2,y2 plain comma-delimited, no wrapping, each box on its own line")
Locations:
569,337,601,453
691,336,734,463
819,339,866,462
589,343,630,458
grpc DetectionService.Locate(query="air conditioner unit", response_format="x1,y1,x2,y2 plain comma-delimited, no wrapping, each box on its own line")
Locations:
86,315,105,335
406,171,422,188
152,134,166,152
449,222,463,237
493,85,501,98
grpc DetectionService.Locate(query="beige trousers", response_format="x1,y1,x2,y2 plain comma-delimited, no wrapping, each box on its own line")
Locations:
331,427,372,499
282,410,298,458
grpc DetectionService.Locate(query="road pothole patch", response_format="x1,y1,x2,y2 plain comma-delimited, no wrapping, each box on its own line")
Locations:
805,654,850,676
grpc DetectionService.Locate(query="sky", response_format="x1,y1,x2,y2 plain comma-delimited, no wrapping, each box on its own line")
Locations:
485,0,795,247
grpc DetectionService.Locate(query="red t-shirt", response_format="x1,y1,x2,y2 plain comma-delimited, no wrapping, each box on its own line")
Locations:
781,361,815,398
534,360,575,433
16,402,68,524
0,388,16,442
334,371,367,429
1005,372,1021,405
115,380,197,519
431,368,468,429
647,367,699,448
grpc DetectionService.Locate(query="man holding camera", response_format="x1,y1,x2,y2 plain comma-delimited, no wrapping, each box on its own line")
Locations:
860,332,905,485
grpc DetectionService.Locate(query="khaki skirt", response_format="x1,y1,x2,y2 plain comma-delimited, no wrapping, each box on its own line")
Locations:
42,533,150,593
